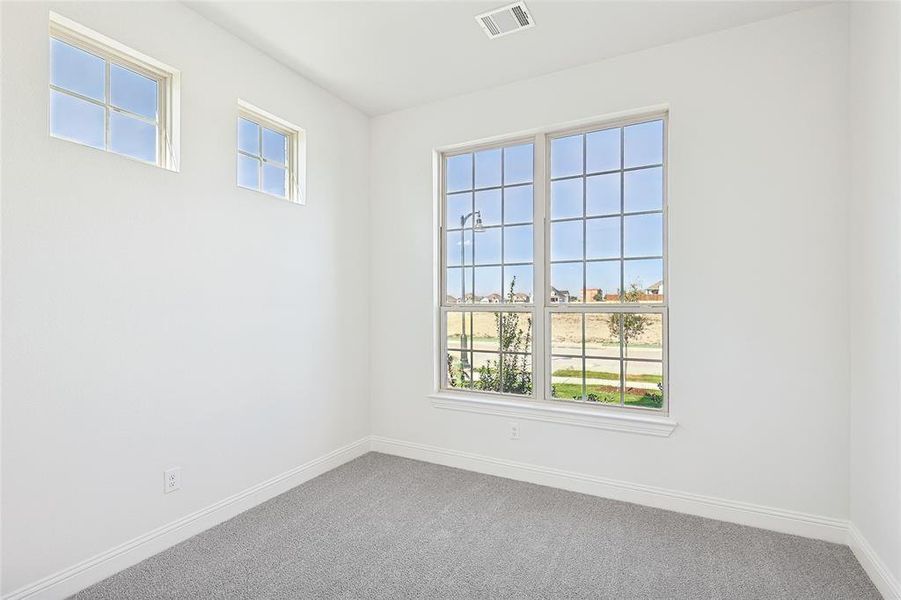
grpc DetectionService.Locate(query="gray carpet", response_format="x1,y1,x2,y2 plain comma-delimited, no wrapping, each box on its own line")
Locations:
72,453,879,599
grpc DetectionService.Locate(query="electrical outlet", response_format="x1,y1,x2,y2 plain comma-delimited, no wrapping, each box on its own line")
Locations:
164,467,181,494
510,422,520,440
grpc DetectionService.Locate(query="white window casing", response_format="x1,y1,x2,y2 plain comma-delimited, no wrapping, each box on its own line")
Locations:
237,99,306,204
435,108,675,435
49,12,180,171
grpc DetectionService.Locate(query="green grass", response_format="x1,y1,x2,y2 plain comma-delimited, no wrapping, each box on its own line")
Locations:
552,369,662,384
550,382,663,409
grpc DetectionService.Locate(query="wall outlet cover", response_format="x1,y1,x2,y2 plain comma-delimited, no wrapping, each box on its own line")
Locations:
164,467,181,493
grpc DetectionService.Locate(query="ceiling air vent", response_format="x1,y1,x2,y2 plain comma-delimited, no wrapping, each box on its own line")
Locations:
476,2,535,39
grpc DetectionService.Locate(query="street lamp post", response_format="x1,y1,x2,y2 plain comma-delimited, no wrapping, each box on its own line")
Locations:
459,210,484,376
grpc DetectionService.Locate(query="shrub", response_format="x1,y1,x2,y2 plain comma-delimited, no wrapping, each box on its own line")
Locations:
473,277,533,394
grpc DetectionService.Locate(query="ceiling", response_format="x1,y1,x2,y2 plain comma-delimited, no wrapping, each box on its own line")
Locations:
187,1,816,116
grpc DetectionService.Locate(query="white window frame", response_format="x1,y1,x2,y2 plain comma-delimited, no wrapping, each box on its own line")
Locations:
236,100,306,205
438,136,539,402
48,12,180,171
434,109,675,436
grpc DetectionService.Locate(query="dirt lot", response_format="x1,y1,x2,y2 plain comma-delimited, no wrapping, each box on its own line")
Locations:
447,311,662,347
551,313,663,347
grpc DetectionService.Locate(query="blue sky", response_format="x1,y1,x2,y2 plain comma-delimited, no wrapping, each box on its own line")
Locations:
237,117,288,196
447,121,664,300
50,38,158,163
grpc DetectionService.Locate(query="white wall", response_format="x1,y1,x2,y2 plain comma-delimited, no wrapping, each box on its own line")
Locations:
370,4,851,522
1,1,370,594
6,1,899,597
849,0,901,592
0,1,4,595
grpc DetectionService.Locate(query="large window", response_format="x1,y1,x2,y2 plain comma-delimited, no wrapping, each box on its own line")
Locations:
439,113,667,413
49,13,179,170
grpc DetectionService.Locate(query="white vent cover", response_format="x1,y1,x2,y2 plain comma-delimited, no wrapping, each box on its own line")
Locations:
476,2,534,39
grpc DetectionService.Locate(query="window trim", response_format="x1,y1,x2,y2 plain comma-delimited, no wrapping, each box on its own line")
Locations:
428,392,677,437
236,99,306,205
543,112,669,414
49,12,180,171
435,108,670,422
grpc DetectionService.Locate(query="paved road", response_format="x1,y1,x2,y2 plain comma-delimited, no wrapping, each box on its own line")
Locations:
461,340,662,377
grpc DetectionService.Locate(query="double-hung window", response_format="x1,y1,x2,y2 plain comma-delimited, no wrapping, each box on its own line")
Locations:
48,13,179,170
439,112,668,414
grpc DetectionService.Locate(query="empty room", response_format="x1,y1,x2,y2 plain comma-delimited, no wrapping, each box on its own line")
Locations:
1,0,900,598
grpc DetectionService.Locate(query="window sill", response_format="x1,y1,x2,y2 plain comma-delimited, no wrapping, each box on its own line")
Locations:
428,392,677,437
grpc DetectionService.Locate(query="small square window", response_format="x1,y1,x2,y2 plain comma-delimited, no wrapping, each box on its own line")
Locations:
236,101,305,204
49,13,180,170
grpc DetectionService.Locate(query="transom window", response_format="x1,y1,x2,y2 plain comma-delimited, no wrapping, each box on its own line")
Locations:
48,13,179,170
236,101,305,204
439,113,667,413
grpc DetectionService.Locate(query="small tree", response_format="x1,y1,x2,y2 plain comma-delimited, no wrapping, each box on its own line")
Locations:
446,351,471,388
474,277,532,394
609,282,652,392
592,289,604,302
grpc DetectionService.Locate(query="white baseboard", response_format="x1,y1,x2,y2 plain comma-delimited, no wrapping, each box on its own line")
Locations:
10,435,893,600
3,437,371,600
849,523,901,600
369,435,849,544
